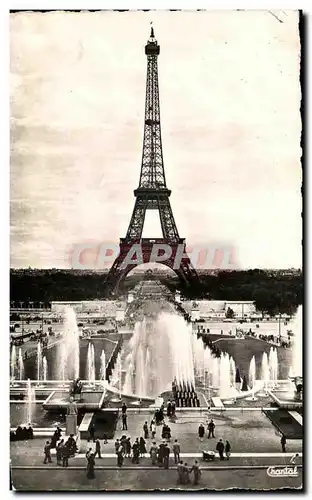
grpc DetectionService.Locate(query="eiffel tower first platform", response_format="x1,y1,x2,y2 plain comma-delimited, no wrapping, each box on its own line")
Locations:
105,27,200,295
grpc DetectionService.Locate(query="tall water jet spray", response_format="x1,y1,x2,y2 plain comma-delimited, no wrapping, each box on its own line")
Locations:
100,350,106,381
123,312,195,398
269,347,278,388
18,348,24,381
246,356,258,401
59,306,80,380
261,352,269,394
87,343,95,387
10,345,17,383
43,356,48,381
289,305,303,377
24,378,36,425
37,342,43,382
219,353,233,400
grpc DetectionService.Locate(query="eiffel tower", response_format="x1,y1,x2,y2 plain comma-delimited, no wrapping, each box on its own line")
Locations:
105,27,199,295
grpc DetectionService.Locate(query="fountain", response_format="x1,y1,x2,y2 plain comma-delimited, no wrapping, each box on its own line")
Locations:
246,356,258,401
219,353,235,402
269,347,278,389
43,356,48,381
10,345,17,384
289,305,303,377
86,343,95,388
100,350,106,381
37,342,43,383
18,347,24,381
122,312,195,398
58,306,80,380
260,352,269,395
24,378,36,425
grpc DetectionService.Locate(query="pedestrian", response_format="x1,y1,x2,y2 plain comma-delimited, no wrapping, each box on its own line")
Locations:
173,439,181,464
139,436,147,456
167,401,172,417
120,435,127,456
95,438,102,458
171,400,176,418
126,437,131,458
86,452,95,478
132,438,140,464
198,423,205,441
208,419,215,438
89,423,95,442
103,433,108,444
157,443,164,467
62,443,70,467
191,460,201,485
121,402,127,415
55,426,62,440
150,420,156,439
143,421,149,439
43,440,52,464
216,439,225,460
150,442,158,465
86,447,92,461
122,412,128,431
114,439,120,454
177,460,184,484
183,462,191,484
56,439,64,466
163,443,170,469
117,444,124,467
281,435,286,453
225,440,231,460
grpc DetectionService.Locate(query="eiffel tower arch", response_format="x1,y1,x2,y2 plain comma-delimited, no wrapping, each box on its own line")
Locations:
105,28,200,295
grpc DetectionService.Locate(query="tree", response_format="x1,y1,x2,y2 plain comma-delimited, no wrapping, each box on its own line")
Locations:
241,375,248,391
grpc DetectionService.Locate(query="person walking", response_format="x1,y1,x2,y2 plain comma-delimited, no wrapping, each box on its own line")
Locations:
143,421,149,439
150,442,158,465
114,439,120,454
43,440,52,464
117,444,124,467
173,439,181,464
62,443,70,467
86,452,95,479
126,437,131,458
157,443,164,467
281,435,287,453
191,460,201,485
86,448,92,461
56,439,64,466
167,401,172,417
216,439,225,460
225,440,231,460
183,463,191,484
171,400,176,418
122,412,128,431
177,460,184,485
163,443,170,469
139,437,147,457
198,423,205,441
89,423,95,442
208,419,215,438
132,438,140,464
150,420,156,440
121,402,127,415
95,438,102,459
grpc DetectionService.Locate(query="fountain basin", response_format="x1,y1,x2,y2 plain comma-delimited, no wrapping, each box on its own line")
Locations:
42,390,106,412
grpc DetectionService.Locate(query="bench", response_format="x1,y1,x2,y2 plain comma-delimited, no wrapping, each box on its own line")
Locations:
79,413,94,440
211,397,224,408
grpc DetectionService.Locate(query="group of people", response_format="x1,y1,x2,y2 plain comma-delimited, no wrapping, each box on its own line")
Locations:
198,420,231,460
43,428,78,467
10,424,33,441
177,460,201,485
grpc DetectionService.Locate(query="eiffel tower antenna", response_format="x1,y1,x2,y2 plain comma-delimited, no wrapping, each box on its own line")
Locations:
105,29,199,295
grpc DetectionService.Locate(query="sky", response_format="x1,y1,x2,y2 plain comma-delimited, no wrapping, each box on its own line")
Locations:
10,10,302,269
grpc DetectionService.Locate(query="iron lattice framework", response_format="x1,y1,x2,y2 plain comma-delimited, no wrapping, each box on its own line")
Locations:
105,28,199,294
